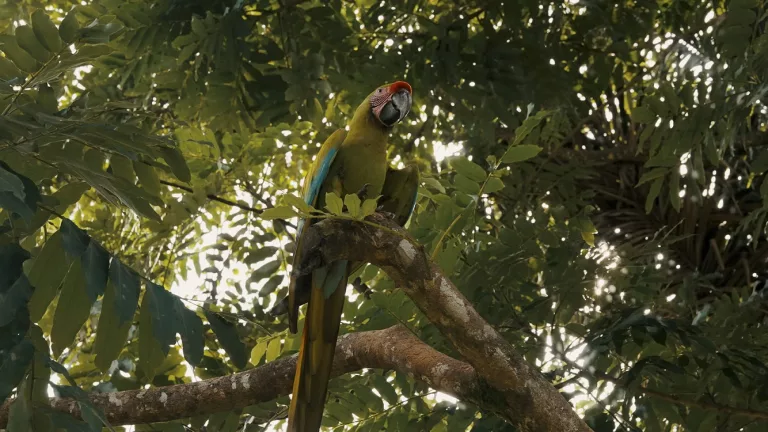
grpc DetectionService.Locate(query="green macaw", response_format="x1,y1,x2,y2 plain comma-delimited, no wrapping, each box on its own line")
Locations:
269,163,420,317
287,81,413,432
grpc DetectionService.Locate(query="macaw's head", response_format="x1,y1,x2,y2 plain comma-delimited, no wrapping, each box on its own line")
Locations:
369,81,412,127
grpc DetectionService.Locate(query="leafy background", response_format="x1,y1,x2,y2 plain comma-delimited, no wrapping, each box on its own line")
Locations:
2,0,768,430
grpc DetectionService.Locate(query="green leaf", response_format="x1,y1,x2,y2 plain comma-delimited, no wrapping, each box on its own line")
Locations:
502,145,542,163
173,298,203,366
108,155,134,181
645,177,664,213
132,161,162,197
58,9,80,43
511,110,549,145
361,198,378,218
138,291,167,381
37,84,57,114
727,8,756,26
50,260,92,356
108,259,140,326
27,231,71,322
344,193,361,218
423,177,446,193
244,246,279,265
260,206,298,220
250,340,267,365
7,377,32,432
449,156,487,182
0,162,41,222
250,260,280,282
145,282,177,355
631,106,656,123
46,410,91,432
752,150,768,173
0,340,34,405
325,192,343,215
15,26,50,62
159,147,191,183
205,310,248,369
371,375,398,404
0,56,23,80
81,241,109,302
0,275,33,327
669,171,681,212
31,10,62,52
0,35,38,73
51,182,90,213
79,401,106,432
265,337,281,362
483,176,505,194
60,219,90,259
637,167,669,186
93,282,132,372
260,275,282,296
452,174,480,195
0,165,27,202
281,193,312,213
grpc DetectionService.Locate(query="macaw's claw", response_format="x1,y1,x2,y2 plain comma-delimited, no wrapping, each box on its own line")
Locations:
352,277,373,299
268,297,289,316
374,205,398,220
270,286,311,317
292,251,325,277
356,183,371,200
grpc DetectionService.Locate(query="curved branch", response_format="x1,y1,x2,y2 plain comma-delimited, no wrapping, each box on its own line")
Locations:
0,326,498,427
294,213,593,431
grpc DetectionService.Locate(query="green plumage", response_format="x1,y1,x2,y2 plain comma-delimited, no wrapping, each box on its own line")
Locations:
287,82,412,432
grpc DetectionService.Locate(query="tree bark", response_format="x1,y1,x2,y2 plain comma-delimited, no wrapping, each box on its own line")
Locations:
1,213,592,431
1,325,506,427
295,213,592,431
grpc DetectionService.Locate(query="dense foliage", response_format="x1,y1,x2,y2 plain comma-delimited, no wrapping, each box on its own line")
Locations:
3,0,768,430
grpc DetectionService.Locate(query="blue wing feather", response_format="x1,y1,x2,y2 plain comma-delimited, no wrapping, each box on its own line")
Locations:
305,147,339,206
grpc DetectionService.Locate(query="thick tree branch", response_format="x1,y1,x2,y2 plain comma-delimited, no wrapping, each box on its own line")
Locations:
0,325,503,427
295,213,593,431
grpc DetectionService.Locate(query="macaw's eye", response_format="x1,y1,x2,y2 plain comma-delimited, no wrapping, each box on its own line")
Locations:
378,89,383,93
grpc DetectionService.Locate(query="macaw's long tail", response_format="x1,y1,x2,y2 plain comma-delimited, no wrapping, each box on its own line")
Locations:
287,260,349,432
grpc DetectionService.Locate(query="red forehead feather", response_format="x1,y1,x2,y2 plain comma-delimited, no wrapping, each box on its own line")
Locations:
388,81,412,94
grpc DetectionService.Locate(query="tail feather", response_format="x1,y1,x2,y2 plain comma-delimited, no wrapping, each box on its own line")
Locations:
288,260,349,432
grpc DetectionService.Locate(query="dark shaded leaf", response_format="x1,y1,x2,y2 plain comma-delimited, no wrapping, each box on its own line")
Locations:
81,241,110,302
59,219,90,259
174,298,203,366
27,231,71,321
50,260,92,355
205,310,248,369
0,340,34,405
93,282,133,372
108,259,140,326
32,10,63,52
146,282,178,355
0,275,33,327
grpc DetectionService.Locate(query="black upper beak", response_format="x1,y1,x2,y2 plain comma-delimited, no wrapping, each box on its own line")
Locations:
378,89,412,127
391,89,412,122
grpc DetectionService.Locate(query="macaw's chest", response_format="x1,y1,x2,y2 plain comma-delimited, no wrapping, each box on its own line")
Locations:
326,146,388,200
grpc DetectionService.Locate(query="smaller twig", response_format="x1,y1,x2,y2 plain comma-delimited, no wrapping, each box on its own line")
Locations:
160,180,297,229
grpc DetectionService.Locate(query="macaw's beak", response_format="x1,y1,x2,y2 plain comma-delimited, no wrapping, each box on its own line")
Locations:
378,88,412,127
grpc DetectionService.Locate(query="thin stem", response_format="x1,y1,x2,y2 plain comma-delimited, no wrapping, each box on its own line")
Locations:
2,46,68,116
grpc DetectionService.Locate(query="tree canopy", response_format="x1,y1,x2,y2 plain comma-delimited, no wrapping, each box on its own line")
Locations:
2,0,768,431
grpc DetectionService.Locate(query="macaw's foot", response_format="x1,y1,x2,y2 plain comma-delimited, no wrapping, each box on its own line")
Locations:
352,277,373,299
374,204,397,220
268,296,289,316
356,183,371,200
269,287,310,317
